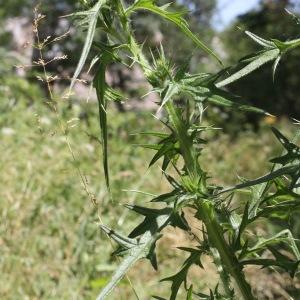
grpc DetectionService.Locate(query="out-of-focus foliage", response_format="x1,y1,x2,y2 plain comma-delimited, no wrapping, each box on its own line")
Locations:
0,47,43,106
222,0,300,120
1,85,298,299
0,0,217,77
0,95,168,299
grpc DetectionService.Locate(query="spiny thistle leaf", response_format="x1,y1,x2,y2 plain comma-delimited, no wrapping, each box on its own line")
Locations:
93,43,123,191
70,0,108,90
195,286,233,300
126,205,189,238
241,246,300,278
245,31,274,48
98,205,193,299
166,103,202,180
217,31,300,88
161,247,204,300
254,200,300,220
97,212,171,299
216,48,280,88
148,136,178,167
125,0,222,64
270,127,300,165
96,237,157,300
158,71,268,115
163,172,182,189
221,164,300,193
151,190,180,203
233,202,250,250
100,225,139,249
205,87,268,115
133,131,170,139
125,204,172,218
134,143,162,151
272,55,281,81
285,8,300,25
239,229,300,261
94,60,110,190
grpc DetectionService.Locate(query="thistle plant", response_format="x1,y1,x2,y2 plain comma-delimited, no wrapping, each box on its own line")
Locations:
69,1,300,299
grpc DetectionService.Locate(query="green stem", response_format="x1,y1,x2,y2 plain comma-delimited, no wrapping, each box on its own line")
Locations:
165,102,201,180
210,247,233,297
165,101,255,299
199,201,255,300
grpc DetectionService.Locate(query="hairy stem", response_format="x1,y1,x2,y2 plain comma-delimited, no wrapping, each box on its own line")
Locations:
198,202,255,300
210,247,233,297
165,102,202,180
165,101,255,299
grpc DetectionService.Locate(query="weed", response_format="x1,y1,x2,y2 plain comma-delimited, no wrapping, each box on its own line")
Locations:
28,1,300,299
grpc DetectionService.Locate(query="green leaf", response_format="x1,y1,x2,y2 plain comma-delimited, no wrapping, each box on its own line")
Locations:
233,202,250,250
205,88,267,115
254,200,300,220
134,143,162,151
161,247,204,300
159,82,180,109
241,246,300,277
163,172,182,189
217,30,300,87
148,139,178,167
158,70,268,115
70,0,108,90
240,229,300,261
268,246,300,277
133,131,170,139
135,132,180,170
126,205,189,238
270,127,300,165
93,43,122,191
285,9,300,25
271,127,296,151
245,31,274,48
127,206,172,238
97,212,171,299
94,61,109,190
100,225,139,249
151,190,180,203
216,49,280,88
272,55,281,81
126,0,222,64
186,285,193,300
96,249,143,300
221,164,300,193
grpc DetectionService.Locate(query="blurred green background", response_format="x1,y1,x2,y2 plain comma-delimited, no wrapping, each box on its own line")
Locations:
0,0,300,299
